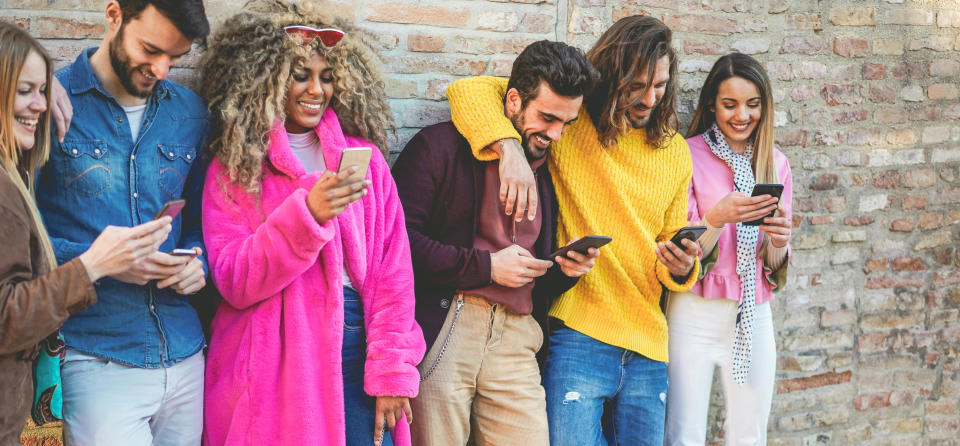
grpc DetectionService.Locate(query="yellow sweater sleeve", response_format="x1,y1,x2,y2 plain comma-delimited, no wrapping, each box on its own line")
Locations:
654,135,700,291
446,76,519,161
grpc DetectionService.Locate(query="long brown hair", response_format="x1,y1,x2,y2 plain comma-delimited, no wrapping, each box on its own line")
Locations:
687,53,778,185
585,15,679,149
0,22,57,270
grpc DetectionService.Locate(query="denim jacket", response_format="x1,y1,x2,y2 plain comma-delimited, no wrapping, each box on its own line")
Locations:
36,48,209,368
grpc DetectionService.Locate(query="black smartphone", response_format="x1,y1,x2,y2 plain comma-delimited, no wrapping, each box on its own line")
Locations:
744,183,784,226
548,235,612,260
154,199,186,220
669,226,707,247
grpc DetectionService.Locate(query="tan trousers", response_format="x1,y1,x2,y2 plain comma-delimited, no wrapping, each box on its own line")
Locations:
410,294,549,446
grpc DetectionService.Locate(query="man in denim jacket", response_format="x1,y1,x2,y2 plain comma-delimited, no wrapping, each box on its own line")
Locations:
35,0,210,444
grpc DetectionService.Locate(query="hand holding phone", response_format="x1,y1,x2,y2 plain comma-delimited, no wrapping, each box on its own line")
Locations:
744,184,784,226
337,147,373,184
669,226,707,248
548,235,612,260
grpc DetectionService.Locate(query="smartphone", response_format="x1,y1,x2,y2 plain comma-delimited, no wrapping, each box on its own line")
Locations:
154,199,186,220
744,183,784,226
337,147,373,184
170,248,198,257
669,226,707,247
548,235,612,260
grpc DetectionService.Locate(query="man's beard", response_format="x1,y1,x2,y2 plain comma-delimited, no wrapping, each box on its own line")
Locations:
109,26,155,99
627,106,653,129
509,110,549,161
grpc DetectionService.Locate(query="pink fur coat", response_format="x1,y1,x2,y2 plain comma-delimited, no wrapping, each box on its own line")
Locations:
201,109,424,446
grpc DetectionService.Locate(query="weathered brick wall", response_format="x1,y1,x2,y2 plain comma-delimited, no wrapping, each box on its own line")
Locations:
3,1,959,444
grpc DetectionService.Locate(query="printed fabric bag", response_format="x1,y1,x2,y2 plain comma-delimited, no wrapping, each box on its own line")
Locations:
31,331,66,424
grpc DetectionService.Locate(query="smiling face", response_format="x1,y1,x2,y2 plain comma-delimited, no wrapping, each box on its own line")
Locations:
284,52,335,134
13,50,48,151
107,4,193,98
711,76,762,153
505,81,582,160
625,55,670,129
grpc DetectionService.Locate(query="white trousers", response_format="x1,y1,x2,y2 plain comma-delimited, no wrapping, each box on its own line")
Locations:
664,292,776,446
62,350,204,446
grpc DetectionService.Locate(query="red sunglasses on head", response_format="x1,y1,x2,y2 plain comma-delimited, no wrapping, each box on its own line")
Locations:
283,25,345,47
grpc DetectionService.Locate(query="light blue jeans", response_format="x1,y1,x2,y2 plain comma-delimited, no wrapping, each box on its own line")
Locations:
61,350,204,446
544,324,668,446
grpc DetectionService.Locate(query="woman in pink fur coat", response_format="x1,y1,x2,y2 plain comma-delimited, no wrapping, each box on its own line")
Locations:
197,3,425,446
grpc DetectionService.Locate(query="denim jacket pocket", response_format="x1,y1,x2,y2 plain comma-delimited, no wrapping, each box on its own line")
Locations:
157,143,197,200
60,140,111,197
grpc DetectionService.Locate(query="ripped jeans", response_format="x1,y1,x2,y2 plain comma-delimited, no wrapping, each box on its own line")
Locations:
544,323,667,446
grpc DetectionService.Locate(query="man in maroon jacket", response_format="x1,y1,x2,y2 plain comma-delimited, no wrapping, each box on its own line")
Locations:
392,41,600,445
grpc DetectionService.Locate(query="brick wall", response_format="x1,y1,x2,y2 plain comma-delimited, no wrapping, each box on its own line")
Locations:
3,0,959,444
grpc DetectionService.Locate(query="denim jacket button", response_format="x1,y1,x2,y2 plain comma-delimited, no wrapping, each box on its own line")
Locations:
133,192,138,198
94,149,101,154
72,149,78,155
440,299,450,309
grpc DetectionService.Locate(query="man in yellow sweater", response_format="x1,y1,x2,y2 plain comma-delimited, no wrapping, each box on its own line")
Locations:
446,16,699,446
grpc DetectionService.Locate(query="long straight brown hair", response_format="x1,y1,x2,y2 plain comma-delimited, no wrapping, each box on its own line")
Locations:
687,53,778,185
585,15,679,149
0,22,57,270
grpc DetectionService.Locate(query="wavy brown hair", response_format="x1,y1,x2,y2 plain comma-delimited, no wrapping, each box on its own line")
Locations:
585,15,679,149
199,0,394,190
0,22,57,270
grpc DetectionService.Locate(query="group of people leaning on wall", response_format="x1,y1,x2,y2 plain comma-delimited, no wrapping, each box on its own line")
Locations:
0,0,795,445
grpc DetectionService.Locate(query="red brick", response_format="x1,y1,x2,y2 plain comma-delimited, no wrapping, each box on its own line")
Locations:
0,17,30,29
663,14,738,35
908,105,941,121
875,108,906,124
935,271,960,288
904,169,936,188
822,309,857,327
776,130,807,147
32,16,105,39
926,400,958,415
814,131,845,146
890,217,916,232
863,257,889,273
777,371,852,394
823,196,847,213
367,3,470,27
407,34,445,52
388,55,487,76
873,170,901,189
855,392,891,410
845,216,875,226
834,109,868,123
785,13,823,30
764,61,793,81
834,37,868,57
858,333,891,352
862,63,886,80
889,390,918,407
794,197,818,212
919,213,944,230
902,194,927,210
892,257,927,271
829,7,877,26
780,36,829,55
612,7,652,23
790,85,816,102
520,13,555,34
683,40,727,55
811,173,839,190
891,61,927,80
867,84,898,104
866,276,925,289
822,84,862,105
423,79,451,101
809,215,835,225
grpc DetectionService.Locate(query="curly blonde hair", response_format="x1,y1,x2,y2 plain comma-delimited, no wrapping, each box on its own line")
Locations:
199,0,394,190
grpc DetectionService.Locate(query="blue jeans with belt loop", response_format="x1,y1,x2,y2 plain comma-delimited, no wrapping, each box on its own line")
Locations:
544,324,668,446
342,287,394,446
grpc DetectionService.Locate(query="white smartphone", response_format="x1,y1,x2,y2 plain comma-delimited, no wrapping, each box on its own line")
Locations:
337,147,373,184
170,248,198,257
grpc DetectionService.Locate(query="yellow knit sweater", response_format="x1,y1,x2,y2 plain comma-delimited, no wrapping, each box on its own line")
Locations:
447,76,699,362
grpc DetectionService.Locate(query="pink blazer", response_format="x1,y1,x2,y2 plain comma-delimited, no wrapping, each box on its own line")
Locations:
685,134,793,304
202,108,425,446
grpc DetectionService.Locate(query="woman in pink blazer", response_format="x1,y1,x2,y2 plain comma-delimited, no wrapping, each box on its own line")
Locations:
197,4,424,446
665,53,793,445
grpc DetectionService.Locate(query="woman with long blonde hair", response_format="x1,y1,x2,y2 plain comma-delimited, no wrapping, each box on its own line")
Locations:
199,2,424,445
665,52,793,445
0,22,171,444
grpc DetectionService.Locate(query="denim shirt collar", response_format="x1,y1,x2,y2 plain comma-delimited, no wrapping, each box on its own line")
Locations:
69,47,173,101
